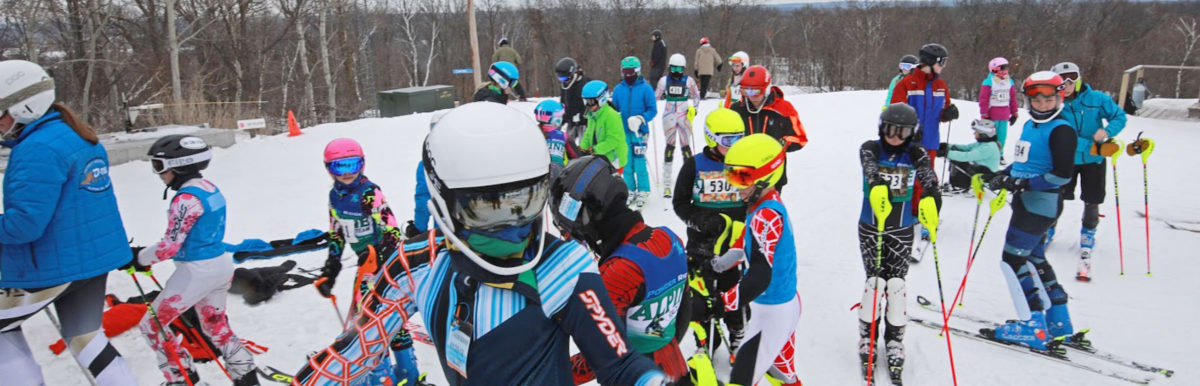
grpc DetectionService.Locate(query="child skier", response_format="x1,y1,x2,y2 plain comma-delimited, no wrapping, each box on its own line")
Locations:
710,133,802,386
723,51,749,108
856,104,941,385
550,156,690,383
884,55,919,108
474,61,519,104
672,108,749,359
132,135,260,385
316,138,421,385
534,99,571,167
655,53,701,198
984,71,1083,350
612,56,659,209
978,57,1019,156
937,119,1002,194
294,102,664,385
580,80,629,173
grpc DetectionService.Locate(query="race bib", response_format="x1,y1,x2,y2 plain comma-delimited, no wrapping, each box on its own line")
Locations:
695,171,740,204
877,165,913,200
668,86,684,96
1013,141,1031,163
632,144,647,157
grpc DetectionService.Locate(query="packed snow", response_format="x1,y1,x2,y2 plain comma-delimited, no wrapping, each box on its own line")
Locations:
14,90,1197,385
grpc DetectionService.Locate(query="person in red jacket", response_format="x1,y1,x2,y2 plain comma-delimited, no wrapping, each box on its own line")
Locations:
730,65,808,192
550,156,690,383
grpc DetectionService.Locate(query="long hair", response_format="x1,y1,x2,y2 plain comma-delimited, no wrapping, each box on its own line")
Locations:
51,103,98,144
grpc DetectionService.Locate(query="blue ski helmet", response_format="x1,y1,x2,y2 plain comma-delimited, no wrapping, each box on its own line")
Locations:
488,61,519,89
581,80,609,106
534,100,565,126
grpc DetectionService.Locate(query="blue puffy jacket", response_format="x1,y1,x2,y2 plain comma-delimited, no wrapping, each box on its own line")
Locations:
413,160,431,232
1060,83,1127,165
0,110,130,288
612,77,658,136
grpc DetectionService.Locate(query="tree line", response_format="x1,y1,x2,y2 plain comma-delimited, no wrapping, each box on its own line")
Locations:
1,0,1196,132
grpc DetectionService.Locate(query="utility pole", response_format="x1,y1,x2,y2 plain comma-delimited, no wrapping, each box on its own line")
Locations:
467,0,481,88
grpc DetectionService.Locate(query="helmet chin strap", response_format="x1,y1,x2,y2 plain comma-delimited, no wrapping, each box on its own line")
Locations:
427,199,547,277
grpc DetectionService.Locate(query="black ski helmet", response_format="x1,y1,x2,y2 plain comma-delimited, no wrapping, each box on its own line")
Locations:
555,57,580,89
652,29,662,40
497,37,509,46
549,156,628,248
918,43,948,66
879,103,919,141
147,134,212,175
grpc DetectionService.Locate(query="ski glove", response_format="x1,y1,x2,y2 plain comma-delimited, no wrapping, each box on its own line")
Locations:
941,104,959,122
404,220,420,239
937,143,949,155
627,116,646,136
988,175,1027,192
1009,115,1018,125
119,247,151,272
688,213,726,235
711,248,745,273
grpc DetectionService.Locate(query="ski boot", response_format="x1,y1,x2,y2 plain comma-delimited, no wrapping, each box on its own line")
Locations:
728,327,745,363
1077,227,1096,281
163,369,201,386
233,371,261,386
885,340,904,386
1045,303,1091,349
859,321,878,385
984,311,1056,352
663,161,674,198
940,182,968,196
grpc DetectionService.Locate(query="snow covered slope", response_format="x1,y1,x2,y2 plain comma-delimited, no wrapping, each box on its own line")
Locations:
16,90,1196,385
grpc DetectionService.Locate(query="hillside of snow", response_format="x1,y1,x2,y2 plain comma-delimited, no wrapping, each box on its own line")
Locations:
13,90,1198,385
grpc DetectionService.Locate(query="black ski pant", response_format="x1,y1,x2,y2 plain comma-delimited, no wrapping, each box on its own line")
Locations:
698,75,713,99
948,161,994,190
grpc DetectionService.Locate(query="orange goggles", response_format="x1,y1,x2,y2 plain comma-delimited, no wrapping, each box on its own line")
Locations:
1023,84,1064,98
724,150,785,188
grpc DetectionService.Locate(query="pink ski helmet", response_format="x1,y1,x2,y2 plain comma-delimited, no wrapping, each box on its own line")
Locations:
324,138,364,163
989,57,1010,76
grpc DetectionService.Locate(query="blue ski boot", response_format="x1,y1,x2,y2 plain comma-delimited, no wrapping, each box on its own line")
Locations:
1047,304,1092,349
392,345,420,385
1077,227,1097,281
367,354,396,386
990,311,1051,350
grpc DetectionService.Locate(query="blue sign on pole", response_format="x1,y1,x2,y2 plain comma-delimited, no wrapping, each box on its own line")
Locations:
452,68,474,75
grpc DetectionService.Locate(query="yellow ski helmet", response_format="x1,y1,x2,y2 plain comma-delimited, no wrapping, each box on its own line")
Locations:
723,133,785,189
704,108,746,149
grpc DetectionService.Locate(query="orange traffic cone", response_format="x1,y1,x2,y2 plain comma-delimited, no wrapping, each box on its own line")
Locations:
287,110,302,137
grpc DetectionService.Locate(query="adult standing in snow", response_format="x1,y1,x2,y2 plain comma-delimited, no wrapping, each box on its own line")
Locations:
612,56,658,209
985,71,1081,350
655,53,702,198
856,103,941,384
474,61,519,104
1046,61,1126,280
556,57,591,143
1130,78,1150,113
131,135,261,385
979,57,1019,158
294,102,665,385
550,156,690,383
0,59,138,386
730,65,809,193
694,37,723,99
491,38,527,101
723,51,750,108
884,55,919,109
648,30,668,88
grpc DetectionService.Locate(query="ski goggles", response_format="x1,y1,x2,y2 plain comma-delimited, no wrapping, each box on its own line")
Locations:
898,62,917,72
880,123,915,139
1059,72,1080,82
669,65,685,74
740,87,766,98
724,150,785,189
934,56,949,66
583,98,599,107
621,68,639,78
488,70,516,89
557,74,571,83
151,150,213,174
1023,84,1065,98
706,131,744,148
450,176,549,231
326,156,364,176
991,65,1009,74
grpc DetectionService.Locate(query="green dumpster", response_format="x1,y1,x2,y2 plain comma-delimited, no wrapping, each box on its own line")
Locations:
377,85,455,117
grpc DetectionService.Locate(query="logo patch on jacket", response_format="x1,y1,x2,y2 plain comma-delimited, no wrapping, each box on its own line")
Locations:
79,157,112,192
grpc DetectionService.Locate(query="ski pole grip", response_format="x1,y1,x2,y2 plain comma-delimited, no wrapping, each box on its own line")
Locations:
1108,139,1125,165
869,185,893,231
970,173,985,201
918,197,939,242
989,189,1008,215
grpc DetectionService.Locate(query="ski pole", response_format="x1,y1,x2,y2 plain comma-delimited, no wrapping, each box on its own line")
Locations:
959,174,986,308
313,277,347,327
1128,134,1155,276
919,197,958,385
128,270,195,386
866,185,893,386
939,120,954,184
946,189,1008,333
646,120,660,194
147,273,232,381
1109,139,1127,276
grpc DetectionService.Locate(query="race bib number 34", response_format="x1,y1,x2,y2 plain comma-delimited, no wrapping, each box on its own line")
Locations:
1013,141,1031,163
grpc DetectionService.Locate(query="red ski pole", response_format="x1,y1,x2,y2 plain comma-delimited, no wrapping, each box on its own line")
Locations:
148,273,232,381
128,270,194,386
958,174,986,308
865,186,893,386
1129,136,1155,276
946,189,1008,333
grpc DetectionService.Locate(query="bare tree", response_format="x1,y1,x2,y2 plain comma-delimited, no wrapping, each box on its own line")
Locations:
1174,16,1198,98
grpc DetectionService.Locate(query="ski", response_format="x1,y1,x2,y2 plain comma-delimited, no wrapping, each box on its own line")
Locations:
257,366,294,384
908,237,930,264
908,316,1152,384
915,295,1174,378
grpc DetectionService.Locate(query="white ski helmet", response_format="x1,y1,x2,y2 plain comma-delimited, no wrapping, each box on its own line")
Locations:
669,53,686,68
729,51,750,66
970,119,997,138
423,102,551,276
0,60,56,130
1051,62,1081,79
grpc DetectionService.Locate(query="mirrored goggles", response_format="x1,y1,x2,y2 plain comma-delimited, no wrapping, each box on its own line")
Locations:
707,131,744,148
724,150,784,189
740,87,765,98
1060,72,1080,81
451,177,549,231
881,123,914,139
326,156,365,176
899,62,917,72
488,70,514,89
557,74,571,82
991,65,1009,74
150,150,213,174
1023,84,1064,98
